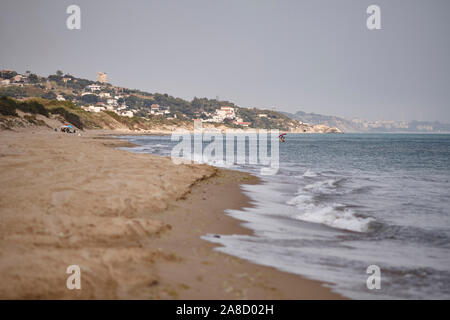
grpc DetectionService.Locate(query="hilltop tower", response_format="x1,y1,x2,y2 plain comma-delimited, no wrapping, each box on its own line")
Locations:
97,72,107,83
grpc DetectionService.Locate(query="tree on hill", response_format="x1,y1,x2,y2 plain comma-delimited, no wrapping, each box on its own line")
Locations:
81,94,98,104
0,86,27,98
41,91,57,100
0,70,17,79
124,95,141,108
65,78,94,91
28,73,39,83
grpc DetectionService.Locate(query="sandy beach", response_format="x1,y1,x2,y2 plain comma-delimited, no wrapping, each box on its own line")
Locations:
0,128,342,299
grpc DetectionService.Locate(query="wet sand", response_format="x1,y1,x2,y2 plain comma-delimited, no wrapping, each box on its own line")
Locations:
0,128,342,299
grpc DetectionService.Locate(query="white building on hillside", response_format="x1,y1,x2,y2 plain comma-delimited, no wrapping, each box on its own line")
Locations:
206,106,236,123
83,105,105,113
106,98,118,106
87,84,101,92
99,92,111,98
120,110,134,118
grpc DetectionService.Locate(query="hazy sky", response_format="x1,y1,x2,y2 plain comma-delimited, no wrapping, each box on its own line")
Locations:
1,0,449,122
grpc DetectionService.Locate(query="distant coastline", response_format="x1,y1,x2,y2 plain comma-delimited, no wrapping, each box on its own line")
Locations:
282,110,450,134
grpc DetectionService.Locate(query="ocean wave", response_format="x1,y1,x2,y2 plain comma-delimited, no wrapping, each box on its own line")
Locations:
131,144,168,153
365,223,450,247
286,191,374,232
286,193,314,206
294,205,375,232
303,178,345,193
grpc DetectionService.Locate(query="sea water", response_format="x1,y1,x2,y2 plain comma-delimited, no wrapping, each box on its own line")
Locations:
119,133,450,299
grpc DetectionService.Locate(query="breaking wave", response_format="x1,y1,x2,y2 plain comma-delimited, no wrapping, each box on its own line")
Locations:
294,205,375,232
287,182,375,232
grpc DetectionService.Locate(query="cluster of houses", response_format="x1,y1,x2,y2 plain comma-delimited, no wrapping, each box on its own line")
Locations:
150,104,171,116
81,84,128,116
198,106,252,127
0,70,32,86
79,85,248,126
79,83,172,118
1,70,259,127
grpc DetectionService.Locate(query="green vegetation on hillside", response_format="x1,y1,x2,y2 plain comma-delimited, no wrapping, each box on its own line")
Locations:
0,69,319,132
0,97,84,128
0,70,300,130
0,96,194,131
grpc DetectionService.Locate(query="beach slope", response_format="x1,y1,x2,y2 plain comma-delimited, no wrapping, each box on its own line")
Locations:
0,129,341,299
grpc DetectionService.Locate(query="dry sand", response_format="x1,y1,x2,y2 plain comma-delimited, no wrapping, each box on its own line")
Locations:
0,128,342,299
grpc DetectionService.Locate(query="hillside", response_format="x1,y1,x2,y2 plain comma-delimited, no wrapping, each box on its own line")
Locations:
282,111,361,132
0,69,341,133
0,97,193,133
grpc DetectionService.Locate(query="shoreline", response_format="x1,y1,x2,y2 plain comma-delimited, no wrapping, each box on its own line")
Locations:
0,128,343,299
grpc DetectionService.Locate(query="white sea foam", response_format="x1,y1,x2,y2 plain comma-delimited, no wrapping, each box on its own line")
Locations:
294,206,374,232
303,169,318,177
130,144,168,153
303,179,338,193
286,194,314,206
287,187,374,232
